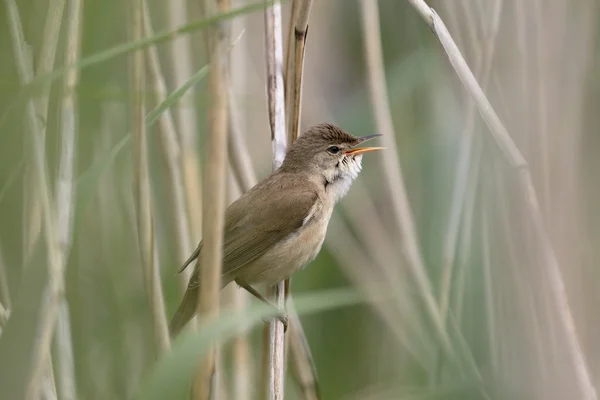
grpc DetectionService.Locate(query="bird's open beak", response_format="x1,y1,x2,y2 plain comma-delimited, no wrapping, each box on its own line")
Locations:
345,134,385,155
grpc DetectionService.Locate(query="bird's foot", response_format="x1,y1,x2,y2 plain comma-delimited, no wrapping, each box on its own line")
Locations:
262,308,288,332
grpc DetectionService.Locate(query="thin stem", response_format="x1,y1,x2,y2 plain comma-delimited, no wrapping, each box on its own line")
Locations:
264,0,288,398
227,4,252,396
53,0,84,398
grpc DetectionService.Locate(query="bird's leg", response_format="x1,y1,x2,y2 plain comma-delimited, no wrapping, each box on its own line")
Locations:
235,280,288,332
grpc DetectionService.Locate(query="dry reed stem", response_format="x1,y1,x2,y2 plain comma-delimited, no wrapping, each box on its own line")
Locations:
264,1,288,398
166,0,204,249
407,1,598,399
142,1,194,293
53,0,84,398
130,0,171,354
284,0,313,142
4,1,65,398
192,0,230,397
227,13,252,397
358,0,456,363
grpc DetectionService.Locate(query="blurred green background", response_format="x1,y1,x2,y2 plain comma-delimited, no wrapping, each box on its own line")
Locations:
1,0,599,399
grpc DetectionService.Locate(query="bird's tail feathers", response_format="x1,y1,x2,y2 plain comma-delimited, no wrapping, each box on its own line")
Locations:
169,286,198,337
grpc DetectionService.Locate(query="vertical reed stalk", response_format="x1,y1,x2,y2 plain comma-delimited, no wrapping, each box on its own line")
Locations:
192,0,230,397
263,1,288,398
53,0,84,398
130,0,170,354
227,20,252,396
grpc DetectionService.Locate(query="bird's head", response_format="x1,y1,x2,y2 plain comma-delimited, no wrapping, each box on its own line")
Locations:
280,123,384,201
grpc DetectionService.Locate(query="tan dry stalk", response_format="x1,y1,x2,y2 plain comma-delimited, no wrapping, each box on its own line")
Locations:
192,0,230,397
263,1,288,398
226,87,254,400
53,0,84,398
130,0,171,354
407,1,597,399
284,0,313,142
357,0,455,364
142,1,194,293
227,13,252,396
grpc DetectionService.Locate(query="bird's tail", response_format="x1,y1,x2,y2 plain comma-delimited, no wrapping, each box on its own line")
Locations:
169,285,198,337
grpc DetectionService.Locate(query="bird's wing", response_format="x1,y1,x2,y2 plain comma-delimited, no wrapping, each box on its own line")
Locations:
221,174,319,277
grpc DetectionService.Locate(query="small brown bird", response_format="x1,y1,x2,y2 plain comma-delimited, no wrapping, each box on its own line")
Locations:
169,123,383,336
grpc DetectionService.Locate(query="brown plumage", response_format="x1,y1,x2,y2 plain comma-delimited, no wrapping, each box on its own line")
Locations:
169,123,382,336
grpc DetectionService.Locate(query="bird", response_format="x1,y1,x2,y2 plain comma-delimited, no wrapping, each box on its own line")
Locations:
169,123,383,336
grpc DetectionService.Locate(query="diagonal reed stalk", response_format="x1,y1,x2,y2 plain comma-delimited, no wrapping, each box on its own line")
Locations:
192,0,230,397
129,0,170,354
227,6,251,395
263,0,288,398
407,1,598,399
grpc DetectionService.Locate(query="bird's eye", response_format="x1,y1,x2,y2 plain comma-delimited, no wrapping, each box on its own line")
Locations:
327,145,341,155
